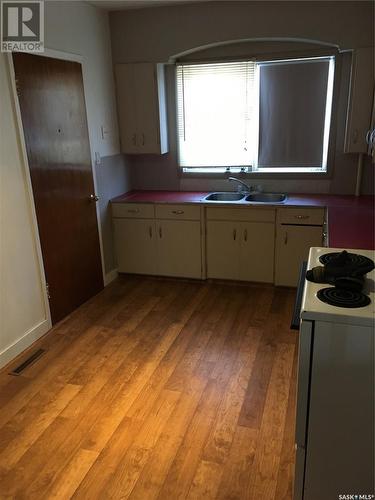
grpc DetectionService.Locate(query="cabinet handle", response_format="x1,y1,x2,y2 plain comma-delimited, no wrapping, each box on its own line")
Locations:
284,231,288,245
244,229,248,242
295,215,309,220
127,208,140,214
142,133,145,146
149,226,153,238
159,226,162,238
132,133,136,146
172,210,184,215
233,229,237,241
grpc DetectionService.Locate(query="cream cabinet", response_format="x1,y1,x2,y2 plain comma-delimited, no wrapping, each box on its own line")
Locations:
206,221,239,280
115,63,168,154
345,47,374,154
206,208,275,283
156,219,202,278
239,222,275,282
113,218,157,275
275,208,324,287
112,203,202,279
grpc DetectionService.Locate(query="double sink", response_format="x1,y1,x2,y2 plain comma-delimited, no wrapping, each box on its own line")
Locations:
204,192,287,203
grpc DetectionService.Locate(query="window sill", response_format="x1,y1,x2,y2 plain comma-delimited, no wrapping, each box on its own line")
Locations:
180,167,329,178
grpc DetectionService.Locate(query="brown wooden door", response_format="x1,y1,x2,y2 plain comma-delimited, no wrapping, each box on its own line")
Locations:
13,53,104,324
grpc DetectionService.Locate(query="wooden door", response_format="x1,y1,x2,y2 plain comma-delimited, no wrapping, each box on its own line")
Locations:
113,219,157,275
239,222,275,283
275,225,323,286
206,221,239,280
156,220,202,278
13,53,104,324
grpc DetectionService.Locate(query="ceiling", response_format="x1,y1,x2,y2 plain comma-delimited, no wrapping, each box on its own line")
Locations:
89,0,208,10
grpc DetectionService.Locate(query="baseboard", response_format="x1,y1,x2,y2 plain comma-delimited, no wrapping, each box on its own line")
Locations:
104,268,118,286
0,319,50,370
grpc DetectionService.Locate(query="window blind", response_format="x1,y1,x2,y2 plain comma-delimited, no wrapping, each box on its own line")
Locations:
176,61,257,169
257,56,334,170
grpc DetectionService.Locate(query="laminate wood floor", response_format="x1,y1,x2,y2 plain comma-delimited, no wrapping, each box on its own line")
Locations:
0,276,298,500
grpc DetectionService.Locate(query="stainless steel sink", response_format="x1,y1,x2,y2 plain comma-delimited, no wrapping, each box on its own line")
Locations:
204,192,245,202
245,193,287,203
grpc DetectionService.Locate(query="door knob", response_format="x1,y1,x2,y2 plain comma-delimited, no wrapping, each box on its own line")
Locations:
90,194,99,202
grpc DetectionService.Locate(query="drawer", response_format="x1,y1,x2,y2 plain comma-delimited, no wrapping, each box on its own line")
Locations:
155,204,201,220
112,203,155,219
277,208,325,226
206,207,275,223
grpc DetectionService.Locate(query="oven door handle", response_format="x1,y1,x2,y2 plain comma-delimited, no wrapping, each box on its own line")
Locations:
291,261,308,330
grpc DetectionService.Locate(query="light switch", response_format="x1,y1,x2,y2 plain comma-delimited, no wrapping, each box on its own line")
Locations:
94,151,101,165
101,125,110,140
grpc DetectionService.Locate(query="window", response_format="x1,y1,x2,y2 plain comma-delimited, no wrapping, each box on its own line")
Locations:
176,56,335,174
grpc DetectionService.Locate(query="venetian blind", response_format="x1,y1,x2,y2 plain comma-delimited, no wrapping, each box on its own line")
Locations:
176,61,257,169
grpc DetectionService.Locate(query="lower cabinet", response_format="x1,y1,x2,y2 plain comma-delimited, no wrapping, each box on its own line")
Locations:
113,204,202,279
275,208,325,286
206,211,275,283
206,221,239,280
112,203,325,286
113,218,157,275
157,219,202,278
239,222,275,282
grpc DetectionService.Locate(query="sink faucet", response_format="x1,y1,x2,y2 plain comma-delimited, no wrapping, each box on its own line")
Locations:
228,177,254,194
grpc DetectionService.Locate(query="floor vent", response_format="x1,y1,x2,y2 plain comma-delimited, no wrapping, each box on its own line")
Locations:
9,348,46,376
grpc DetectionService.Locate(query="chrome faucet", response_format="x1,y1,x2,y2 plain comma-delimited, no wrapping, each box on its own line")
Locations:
228,177,253,194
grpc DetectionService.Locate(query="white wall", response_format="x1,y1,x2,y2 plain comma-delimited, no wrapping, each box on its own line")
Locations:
0,54,50,368
45,1,120,158
0,1,128,368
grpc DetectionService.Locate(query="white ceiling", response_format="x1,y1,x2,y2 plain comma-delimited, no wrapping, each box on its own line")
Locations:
89,0,207,11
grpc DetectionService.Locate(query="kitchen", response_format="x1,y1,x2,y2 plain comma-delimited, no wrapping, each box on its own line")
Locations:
0,1,374,499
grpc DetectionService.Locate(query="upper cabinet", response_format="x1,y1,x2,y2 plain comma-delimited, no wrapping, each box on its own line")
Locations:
345,47,374,154
115,63,168,155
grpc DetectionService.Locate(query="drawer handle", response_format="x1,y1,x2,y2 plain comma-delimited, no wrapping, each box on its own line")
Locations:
233,229,237,241
295,215,309,220
172,210,184,215
127,208,140,214
244,229,248,242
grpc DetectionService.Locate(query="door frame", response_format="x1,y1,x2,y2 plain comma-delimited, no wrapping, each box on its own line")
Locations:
6,47,107,328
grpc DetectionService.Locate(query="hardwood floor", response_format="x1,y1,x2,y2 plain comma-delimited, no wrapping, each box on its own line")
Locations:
0,276,298,499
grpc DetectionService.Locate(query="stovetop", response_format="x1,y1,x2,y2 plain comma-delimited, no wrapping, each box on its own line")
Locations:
301,247,375,326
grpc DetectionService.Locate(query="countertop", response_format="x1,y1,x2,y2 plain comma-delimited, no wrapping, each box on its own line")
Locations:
111,191,375,250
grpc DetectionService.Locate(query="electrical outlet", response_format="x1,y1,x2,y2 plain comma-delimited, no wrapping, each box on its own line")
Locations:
94,151,101,165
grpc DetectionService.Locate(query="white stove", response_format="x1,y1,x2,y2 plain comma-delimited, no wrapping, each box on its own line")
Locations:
301,247,375,326
294,247,375,500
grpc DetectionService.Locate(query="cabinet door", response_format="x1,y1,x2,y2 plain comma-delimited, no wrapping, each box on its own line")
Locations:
206,221,239,280
239,222,275,283
345,47,374,154
156,220,202,278
113,218,156,275
275,225,323,286
134,63,160,154
115,65,138,153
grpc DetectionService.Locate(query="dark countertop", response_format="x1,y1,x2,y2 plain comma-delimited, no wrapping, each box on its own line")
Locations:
111,190,375,250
